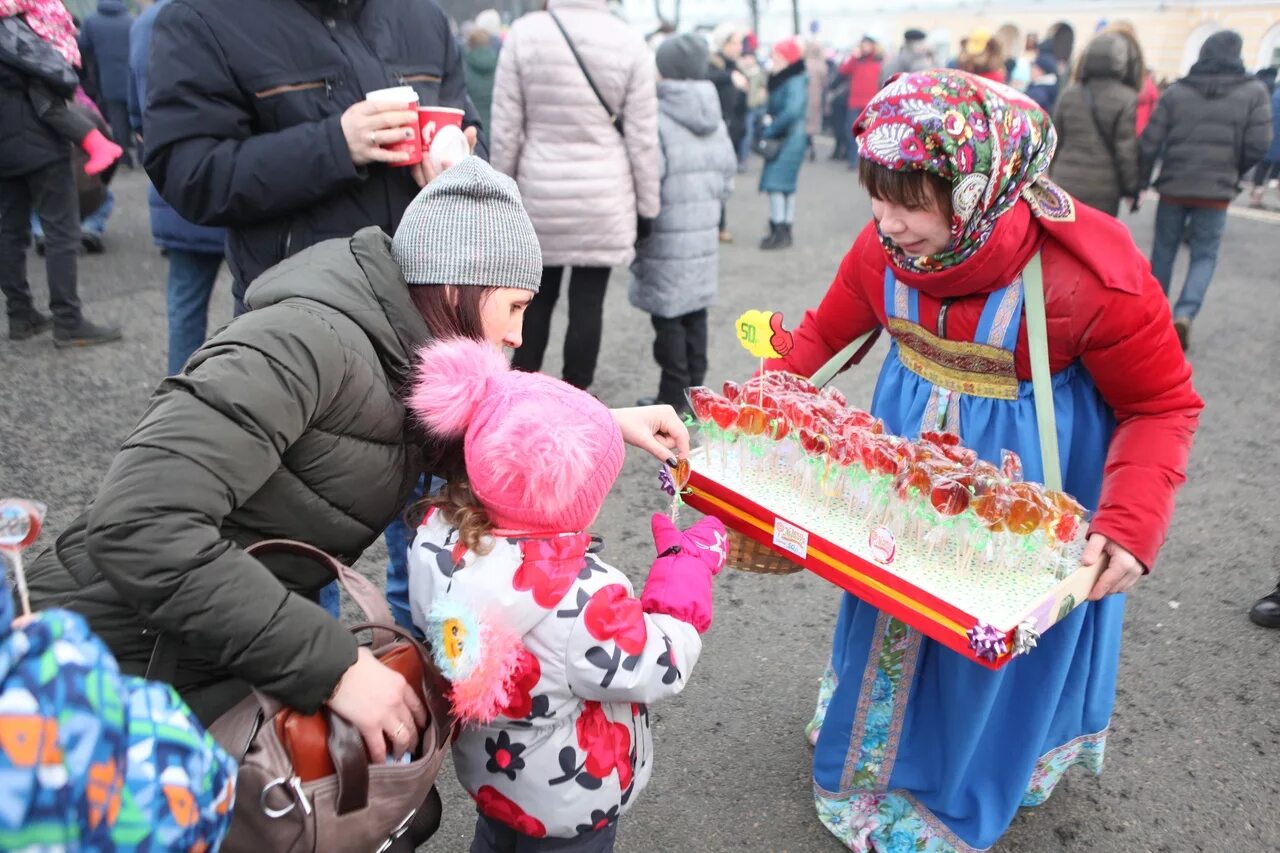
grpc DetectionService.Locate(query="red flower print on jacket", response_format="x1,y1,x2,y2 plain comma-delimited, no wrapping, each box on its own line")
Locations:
575,701,634,790
473,785,547,838
582,585,648,656
515,535,592,608
500,648,541,720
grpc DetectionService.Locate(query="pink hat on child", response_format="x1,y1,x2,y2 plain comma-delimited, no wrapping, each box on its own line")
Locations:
407,338,625,533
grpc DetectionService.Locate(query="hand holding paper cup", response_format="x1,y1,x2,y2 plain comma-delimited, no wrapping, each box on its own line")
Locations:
365,85,421,167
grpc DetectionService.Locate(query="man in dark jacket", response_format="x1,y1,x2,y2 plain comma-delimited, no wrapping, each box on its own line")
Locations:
0,21,121,345
79,0,136,167
1138,30,1273,349
143,0,483,311
128,0,226,376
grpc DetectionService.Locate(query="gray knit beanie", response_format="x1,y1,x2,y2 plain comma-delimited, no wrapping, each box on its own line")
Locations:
392,156,542,291
656,33,709,81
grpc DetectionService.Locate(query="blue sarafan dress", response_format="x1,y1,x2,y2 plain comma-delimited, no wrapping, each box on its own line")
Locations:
806,267,1124,852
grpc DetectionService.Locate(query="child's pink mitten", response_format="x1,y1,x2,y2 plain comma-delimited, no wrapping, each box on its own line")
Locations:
640,514,728,633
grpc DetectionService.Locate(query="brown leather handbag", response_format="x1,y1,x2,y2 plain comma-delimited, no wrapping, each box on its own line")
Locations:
206,540,455,853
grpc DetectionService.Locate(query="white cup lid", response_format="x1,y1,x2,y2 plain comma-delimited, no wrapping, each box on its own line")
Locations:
367,86,419,103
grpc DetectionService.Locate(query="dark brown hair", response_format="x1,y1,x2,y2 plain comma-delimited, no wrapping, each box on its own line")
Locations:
408,284,498,342
858,159,954,221
406,284,500,541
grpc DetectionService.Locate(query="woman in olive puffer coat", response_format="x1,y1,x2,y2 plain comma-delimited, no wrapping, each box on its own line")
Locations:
1050,33,1140,216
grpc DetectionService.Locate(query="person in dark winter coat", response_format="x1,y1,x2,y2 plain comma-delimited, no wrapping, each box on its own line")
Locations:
24,158,692,757
1051,33,1140,216
129,0,226,376
143,0,485,313
707,24,748,241
463,26,498,133
1024,52,1060,113
630,34,736,410
758,38,808,250
880,28,934,84
0,18,120,344
78,0,135,166
1138,30,1273,348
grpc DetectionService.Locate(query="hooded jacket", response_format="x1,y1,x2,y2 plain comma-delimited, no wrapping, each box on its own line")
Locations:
629,80,736,319
464,40,499,132
25,228,430,714
758,60,809,195
407,509,712,839
1139,32,1273,201
489,0,660,269
78,0,132,103
1051,34,1140,216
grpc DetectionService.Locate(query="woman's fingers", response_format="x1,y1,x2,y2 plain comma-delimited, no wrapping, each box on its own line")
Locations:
361,721,388,764
402,683,428,729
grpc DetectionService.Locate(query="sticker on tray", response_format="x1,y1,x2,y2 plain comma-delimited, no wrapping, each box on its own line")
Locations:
772,518,809,559
868,526,896,564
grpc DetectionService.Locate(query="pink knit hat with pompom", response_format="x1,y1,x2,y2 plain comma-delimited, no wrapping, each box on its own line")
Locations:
408,338,625,533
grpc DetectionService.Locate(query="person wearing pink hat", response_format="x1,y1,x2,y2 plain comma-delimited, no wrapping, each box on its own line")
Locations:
406,336,726,852
756,36,809,249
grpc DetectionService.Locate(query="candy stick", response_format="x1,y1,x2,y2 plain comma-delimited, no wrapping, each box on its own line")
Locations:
8,551,30,617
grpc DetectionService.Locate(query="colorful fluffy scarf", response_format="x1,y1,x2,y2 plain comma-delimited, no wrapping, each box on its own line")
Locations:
853,69,1069,274
0,0,79,67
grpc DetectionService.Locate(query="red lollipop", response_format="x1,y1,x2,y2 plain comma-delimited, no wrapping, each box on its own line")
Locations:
708,399,740,431
722,380,743,403
1001,449,1024,482
685,386,719,422
797,427,831,457
929,478,971,516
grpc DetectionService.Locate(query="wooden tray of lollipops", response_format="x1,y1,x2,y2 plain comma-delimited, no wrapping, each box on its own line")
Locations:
669,316,1101,670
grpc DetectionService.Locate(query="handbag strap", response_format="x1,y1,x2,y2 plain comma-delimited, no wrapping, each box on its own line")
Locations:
145,539,396,681
548,10,624,137
1022,254,1063,491
806,328,880,389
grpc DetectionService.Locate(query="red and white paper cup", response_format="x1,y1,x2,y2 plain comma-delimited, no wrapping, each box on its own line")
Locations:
418,106,465,159
367,85,421,167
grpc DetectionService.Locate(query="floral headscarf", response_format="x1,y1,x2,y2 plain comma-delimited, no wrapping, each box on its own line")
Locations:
854,69,1065,273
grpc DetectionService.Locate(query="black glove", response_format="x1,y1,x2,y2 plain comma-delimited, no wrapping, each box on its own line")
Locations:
636,215,655,243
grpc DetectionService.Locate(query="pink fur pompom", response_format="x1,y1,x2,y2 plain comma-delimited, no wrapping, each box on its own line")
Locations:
408,337,510,437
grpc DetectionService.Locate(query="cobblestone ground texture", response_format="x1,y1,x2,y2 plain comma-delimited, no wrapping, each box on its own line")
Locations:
1,151,1276,852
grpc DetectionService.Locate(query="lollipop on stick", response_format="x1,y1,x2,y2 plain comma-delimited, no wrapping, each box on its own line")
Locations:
0,499,46,618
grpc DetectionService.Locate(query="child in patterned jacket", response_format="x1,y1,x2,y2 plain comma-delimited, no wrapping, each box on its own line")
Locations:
406,337,726,852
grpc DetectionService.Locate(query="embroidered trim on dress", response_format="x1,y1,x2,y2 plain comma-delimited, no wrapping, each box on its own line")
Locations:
824,614,923,795
889,318,1019,400
1020,729,1107,807
985,281,1023,348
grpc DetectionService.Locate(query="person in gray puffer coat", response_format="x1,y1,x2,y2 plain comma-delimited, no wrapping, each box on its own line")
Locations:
1138,30,1273,349
630,34,736,411
1051,33,1140,216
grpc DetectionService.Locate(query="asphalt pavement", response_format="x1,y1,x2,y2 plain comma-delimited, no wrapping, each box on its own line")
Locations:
0,147,1276,852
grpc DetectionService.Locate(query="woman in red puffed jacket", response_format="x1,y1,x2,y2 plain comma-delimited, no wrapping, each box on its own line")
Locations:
769,69,1201,853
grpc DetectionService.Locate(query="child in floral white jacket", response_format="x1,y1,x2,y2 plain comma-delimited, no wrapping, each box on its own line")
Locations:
406,337,726,851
